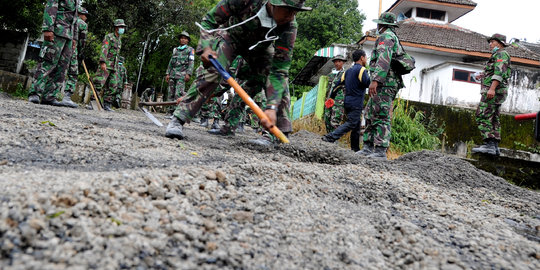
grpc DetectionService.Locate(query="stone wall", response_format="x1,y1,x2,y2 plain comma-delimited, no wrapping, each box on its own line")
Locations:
0,70,31,93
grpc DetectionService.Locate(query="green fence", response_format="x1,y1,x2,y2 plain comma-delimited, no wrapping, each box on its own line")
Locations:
291,76,328,120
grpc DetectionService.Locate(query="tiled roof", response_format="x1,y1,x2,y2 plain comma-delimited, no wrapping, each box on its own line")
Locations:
362,19,540,62
433,0,477,6
521,42,540,56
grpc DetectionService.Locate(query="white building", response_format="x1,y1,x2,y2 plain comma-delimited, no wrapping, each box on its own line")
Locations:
293,0,540,114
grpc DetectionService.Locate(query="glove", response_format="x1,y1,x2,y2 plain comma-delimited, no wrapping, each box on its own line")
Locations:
325,98,335,109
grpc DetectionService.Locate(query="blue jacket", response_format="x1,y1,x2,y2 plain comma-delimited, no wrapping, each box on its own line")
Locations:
340,63,370,108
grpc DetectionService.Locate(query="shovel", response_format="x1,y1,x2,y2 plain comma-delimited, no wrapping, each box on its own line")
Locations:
208,55,289,143
81,60,103,111
138,101,179,127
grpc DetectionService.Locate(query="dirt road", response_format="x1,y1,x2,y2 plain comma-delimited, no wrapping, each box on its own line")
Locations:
1,93,538,269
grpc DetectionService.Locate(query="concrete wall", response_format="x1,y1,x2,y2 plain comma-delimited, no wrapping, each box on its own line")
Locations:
0,30,29,73
0,70,31,94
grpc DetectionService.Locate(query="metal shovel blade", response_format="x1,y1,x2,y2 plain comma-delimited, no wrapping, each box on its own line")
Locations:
141,107,163,127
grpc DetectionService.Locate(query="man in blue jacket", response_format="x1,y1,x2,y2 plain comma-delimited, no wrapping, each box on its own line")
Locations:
322,50,370,152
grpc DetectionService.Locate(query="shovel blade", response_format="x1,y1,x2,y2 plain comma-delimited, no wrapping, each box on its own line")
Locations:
141,107,163,127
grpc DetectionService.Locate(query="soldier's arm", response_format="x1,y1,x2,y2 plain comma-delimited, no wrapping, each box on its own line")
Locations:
265,22,297,107
79,22,88,49
370,35,395,84
197,0,241,55
99,34,111,64
166,50,174,76
491,52,510,84
42,0,58,33
187,48,195,75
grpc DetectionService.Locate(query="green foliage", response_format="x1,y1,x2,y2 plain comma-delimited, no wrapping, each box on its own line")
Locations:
24,59,38,71
0,0,44,38
513,141,540,154
12,83,29,99
391,99,443,153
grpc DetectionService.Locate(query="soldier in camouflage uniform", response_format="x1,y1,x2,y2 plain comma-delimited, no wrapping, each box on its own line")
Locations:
141,87,155,103
357,12,405,160
472,34,511,156
166,31,195,115
113,56,128,108
165,0,312,147
62,6,88,108
93,19,126,111
323,55,347,133
28,0,79,107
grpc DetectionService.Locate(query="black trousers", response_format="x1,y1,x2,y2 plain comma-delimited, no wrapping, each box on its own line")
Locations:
327,105,363,152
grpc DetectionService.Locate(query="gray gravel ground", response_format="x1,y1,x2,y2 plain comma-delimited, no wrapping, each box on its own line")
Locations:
1,92,539,269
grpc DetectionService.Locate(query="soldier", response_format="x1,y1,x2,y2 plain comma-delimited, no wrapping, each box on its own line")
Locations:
141,87,155,103
357,12,405,160
165,0,312,147
323,55,347,133
472,34,511,155
165,31,195,116
322,50,370,152
28,0,79,107
93,19,126,111
113,56,128,108
62,6,88,108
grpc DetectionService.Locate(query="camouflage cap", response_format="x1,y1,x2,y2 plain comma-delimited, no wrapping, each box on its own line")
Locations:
114,19,127,27
269,0,312,11
77,6,89,15
487,33,508,47
331,55,347,62
372,12,398,27
179,31,191,41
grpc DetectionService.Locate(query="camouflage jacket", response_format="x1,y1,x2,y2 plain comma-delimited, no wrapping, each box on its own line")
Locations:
73,18,87,48
198,0,297,107
141,88,155,102
99,33,122,71
482,49,511,94
326,68,345,99
166,46,195,79
117,63,128,89
42,0,79,39
369,28,404,89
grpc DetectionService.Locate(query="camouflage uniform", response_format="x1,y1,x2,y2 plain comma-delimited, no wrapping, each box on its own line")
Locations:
172,0,302,135
29,0,79,104
93,20,125,105
140,88,155,102
113,57,128,107
363,25,404,148
166,42,195,104
475,38,511,141
323,68,346,133
64,13,87,96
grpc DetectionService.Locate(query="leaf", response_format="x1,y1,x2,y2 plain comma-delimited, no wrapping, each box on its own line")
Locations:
190,152,198,156
41,121,56,126
110,217,122,226
47,210,65,219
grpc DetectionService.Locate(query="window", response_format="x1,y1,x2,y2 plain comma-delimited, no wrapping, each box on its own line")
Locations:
452,69,479,84
404,9,412,18
416,8,445,21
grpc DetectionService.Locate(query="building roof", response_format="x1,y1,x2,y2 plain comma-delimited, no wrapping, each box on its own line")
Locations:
521,41,540,56
388,0,477,11
359,19,540,65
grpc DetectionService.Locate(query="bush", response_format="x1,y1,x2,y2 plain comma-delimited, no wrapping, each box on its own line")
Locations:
391,99,443,153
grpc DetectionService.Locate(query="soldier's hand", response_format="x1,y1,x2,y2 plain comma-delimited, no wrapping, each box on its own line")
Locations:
100,62,107,72
261,109,277,130
369,81,378,97
43,31,54,42
176,97,183,104
184,74,190,82
201,47,218,68
487,88,495,99
165,74,170,82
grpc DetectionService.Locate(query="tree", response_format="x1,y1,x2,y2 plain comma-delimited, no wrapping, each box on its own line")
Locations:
291,0,366,97
0,0,44,38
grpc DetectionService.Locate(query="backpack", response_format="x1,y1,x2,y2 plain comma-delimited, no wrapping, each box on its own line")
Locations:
391,39,415,75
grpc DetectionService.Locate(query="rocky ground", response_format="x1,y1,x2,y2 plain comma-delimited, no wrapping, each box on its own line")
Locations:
0,92,539,269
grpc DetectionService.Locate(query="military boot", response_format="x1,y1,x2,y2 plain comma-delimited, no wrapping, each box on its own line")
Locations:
211,119,220,130
28,95,40,104
235,122,245,133
321,134,336,143
165,117,185,139
472,139,497,155
103,102,114,112
41,98,65,107
208,125,235,136
356,141,374,156
61,92,78,108
366,146,387,160
199,117,209,128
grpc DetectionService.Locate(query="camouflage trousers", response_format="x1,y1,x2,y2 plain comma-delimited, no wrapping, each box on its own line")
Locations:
29,37,74,102
475,92,507,141
200,96,222,120
323,90,345,133
168,77,187,101
64,46,79,95
363,86,398,148
173,36,291,133
93,68,118,103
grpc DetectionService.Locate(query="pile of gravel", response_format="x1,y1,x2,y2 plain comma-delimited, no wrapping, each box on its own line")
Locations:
1,95,538,269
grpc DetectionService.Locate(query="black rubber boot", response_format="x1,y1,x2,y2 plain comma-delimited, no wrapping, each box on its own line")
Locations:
208,125,235,136
356,141,374,156
321,134,336,143
366,146,387,160
61,92,78,108
472,139,497,155
41,98,65,107
199,118,209,128
165,117,185,139
103,102,114,112
211,119,220,130
235,122,245,133
28,95,40,104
